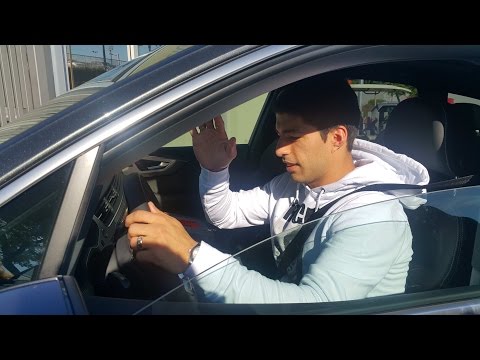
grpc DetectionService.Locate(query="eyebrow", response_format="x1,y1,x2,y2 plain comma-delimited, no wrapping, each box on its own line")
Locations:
276,127,303,135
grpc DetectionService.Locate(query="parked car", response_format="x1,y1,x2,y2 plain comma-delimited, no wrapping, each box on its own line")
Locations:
1,45,480,314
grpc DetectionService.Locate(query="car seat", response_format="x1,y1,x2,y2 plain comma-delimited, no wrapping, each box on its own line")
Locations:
445,103,480,287
384,98,475,292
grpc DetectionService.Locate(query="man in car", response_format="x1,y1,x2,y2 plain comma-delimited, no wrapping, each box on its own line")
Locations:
125,74,429,303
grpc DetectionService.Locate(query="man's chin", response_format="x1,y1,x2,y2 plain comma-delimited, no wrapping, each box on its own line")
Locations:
288,173,304,183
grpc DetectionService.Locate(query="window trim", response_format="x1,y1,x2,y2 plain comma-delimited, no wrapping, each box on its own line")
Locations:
39,146,100,279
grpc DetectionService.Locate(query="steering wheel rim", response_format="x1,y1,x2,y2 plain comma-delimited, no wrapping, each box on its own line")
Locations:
106,172,197,302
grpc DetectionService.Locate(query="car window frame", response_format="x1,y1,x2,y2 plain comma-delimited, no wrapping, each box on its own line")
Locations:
0,145,104,287
40,146,104,278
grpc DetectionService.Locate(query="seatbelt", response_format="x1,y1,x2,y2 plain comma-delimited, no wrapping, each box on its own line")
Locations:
470,195,480,285
275,174,480,281
470,229,480,285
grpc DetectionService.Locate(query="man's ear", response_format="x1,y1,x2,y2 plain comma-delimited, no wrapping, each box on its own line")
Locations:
330,125,348,150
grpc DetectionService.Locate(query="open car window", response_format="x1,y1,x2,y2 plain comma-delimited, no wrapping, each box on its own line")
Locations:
164,92,268,147
133,185,480,313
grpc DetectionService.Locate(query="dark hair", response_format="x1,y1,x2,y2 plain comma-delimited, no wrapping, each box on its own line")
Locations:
273,74,361,150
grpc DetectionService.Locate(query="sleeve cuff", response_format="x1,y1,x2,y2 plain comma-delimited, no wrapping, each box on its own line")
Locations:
181,241,233,279
200,167,230,187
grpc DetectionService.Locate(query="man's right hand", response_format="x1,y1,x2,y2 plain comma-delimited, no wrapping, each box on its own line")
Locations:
190,115,237,172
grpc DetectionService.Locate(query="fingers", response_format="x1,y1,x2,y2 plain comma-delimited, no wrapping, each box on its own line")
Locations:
148,201,161,213
127,221,153,236
226,137,237,158
127,222,164,250
213,115,225,132
191,116,225,135
129,232,145,251
125,208,164,227
190,121,212,138
204,119,215,129
134,249,154,263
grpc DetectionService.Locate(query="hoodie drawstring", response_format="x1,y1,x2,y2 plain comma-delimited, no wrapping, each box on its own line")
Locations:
294,183,300,205
294,183,325,213
315,188,325,212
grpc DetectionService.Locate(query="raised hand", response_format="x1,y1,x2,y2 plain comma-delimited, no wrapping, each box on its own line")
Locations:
190,115,237,172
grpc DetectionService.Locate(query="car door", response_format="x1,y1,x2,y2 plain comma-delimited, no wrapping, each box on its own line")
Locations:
129,185,480,315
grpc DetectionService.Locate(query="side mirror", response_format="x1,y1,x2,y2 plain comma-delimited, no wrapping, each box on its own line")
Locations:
0,276,88,315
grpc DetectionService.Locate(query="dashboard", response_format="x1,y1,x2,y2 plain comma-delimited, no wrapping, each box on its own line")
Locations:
76,170,214,301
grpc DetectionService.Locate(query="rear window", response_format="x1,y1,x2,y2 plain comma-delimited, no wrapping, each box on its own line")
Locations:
350,80,416,141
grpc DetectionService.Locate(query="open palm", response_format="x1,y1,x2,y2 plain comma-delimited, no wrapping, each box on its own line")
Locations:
191,115,237,172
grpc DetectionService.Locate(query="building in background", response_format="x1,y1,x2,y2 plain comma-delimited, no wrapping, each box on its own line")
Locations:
0,45,161,128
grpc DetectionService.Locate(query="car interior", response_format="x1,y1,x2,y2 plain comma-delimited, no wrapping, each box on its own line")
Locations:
63,58,480,311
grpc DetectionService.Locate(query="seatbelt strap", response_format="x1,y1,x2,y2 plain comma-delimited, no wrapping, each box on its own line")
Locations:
275,174,480,280
470,229,480,285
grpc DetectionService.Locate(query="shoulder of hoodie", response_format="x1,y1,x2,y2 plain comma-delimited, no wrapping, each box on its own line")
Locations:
325,191,409,230
262,172,296,195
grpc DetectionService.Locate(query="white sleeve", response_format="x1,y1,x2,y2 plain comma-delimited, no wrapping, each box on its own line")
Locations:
199,167,270,229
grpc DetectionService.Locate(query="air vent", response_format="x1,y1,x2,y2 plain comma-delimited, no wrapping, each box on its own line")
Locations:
94,175,122,227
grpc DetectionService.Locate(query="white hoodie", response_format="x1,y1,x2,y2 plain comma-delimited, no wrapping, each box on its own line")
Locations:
183,139,430,303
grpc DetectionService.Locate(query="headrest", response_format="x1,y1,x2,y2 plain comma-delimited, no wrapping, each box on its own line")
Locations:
383,98,454,180
446,103,480,176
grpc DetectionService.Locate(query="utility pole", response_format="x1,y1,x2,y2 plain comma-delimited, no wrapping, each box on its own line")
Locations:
68,45,75,89
102,45,107,71
108,45,114,68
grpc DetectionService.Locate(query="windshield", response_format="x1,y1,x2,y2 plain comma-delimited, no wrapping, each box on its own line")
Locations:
130,185,480,313
0,45,192,145
75,54,148,85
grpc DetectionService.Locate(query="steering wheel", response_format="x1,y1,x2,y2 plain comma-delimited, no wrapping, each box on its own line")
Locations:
106,172,195,302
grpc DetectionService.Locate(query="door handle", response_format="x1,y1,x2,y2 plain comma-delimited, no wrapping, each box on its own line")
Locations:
146,161,171,171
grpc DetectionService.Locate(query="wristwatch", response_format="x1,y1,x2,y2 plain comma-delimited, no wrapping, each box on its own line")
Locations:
188,242,201,266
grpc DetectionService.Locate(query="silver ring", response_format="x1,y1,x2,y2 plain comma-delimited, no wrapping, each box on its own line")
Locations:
136,236,144,251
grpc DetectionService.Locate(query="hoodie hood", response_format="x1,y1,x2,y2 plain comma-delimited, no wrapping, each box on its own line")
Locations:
297,138,430,213
351,139,429,186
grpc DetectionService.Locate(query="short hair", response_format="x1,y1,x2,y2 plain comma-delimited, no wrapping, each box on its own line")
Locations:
273,74,361,150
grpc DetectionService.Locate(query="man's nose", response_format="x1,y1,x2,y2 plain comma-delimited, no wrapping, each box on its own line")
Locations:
275,138,289,158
